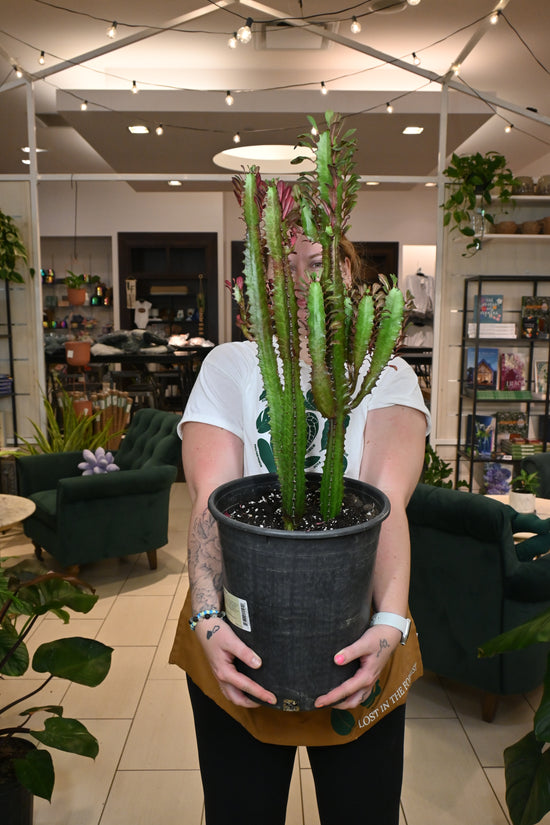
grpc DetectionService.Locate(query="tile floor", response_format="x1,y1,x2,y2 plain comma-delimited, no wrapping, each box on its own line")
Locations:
1,482,548,825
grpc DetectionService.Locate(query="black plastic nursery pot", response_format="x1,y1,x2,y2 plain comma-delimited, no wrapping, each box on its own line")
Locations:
208,472,390,711
0,739,34,825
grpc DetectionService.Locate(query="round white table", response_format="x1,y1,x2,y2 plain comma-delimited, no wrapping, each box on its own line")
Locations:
0,494,36,531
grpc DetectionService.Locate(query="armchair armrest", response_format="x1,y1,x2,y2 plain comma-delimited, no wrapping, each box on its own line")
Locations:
58,465,177,503
17,451,82,495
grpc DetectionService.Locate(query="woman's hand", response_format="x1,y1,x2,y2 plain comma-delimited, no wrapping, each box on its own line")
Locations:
195,619,277,708
314,624,402,710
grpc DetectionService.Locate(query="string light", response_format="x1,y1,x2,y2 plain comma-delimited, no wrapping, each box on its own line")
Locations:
80,100,88,111
412,52,420,65
155,124,164,135
490,11,500,24
15,66,23,78
107,22,117,39
505,123,513,133
225,91,234,106
452,63,460,76
386,102,394,113
321,81,328,95
228,32,238,49
38,50,45,65
350,17,361,34
407,0,421,5
311,126,318,136
236,18,253,44
233,132,241,144
131,80,138,94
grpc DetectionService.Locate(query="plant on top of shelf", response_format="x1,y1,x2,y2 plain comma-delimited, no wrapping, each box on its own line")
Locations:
0,557,113,801
64,271,100,289
0,208,35,283
441,151,519,255
230,111,407,529
510,468,539,495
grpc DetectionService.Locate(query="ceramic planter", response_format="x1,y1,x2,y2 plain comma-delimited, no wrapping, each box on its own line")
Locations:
209,472,390,711
67,287,86,306
64,340,91,366
509,490,536,513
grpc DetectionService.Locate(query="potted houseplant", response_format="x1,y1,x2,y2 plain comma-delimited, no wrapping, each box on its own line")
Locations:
441,151,518,254
510,468,539,513
0,209,35,284
208,112,408,709
0,556,113,820
479,606,550,825
64,271,99,306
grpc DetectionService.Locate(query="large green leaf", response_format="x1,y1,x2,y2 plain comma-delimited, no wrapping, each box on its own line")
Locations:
17,577,98,617
33,637,113,686
0,622,29,676
479,607,550,657
504,731,550,825
13,746,55,801
534,662,550,742
31,716,99,758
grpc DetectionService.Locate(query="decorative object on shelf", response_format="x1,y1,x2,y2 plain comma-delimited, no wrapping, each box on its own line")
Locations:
511,175,535,194
480,607,550,825
64,271,99,306
494,220,517,234
536,174,550,195
0,208,35,283
482,461,512,494
509,468,539,512
125,277,137,308
441,151,518,255
0,557,113,804
519,220,542,235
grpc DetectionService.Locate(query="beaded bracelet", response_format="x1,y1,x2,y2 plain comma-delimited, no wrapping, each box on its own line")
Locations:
188,609,226,631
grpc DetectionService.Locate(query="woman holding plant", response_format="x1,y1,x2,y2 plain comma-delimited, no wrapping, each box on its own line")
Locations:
170,114,430,825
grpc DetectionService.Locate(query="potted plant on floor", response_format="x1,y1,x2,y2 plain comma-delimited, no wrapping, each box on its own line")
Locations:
209,112,408,709
510,468,539,513
479,607,550,825
0,557,113,822
441,151,518,254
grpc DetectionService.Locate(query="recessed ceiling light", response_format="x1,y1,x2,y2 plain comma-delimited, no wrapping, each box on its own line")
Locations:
128,125,149,134
168,180,182,187
403,126,424,135
212,144,315,174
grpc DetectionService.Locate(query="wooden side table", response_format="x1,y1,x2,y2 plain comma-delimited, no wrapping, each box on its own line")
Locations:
0,494,36,532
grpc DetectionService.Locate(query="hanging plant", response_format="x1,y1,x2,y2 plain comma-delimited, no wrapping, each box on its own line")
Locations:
0,208,35,282
441,151,519,254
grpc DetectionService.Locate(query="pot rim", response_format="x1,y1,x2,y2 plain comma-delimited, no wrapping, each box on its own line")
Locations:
209,471,391,540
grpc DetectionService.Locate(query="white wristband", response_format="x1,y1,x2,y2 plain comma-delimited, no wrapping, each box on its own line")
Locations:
370,612,411,645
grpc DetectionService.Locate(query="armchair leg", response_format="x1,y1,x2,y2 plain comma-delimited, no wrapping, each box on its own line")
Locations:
33,542,43,561
146,549,158,570
481,692,499,723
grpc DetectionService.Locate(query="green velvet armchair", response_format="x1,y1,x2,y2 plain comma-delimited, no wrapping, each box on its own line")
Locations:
17,408,181,571
407,483,550,721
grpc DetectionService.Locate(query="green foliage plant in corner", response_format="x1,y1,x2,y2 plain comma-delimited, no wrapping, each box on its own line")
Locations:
0,557,113,801
479,608,550,825
230,111,407,529
511,469,540,495
0,208,35,283
441,151,519,255
64,271,100,289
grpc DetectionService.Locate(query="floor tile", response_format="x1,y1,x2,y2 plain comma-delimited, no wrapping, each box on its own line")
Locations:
168,573,189,620
406,670,455,718
100,769,204,825
119,679,199,770
118,554,184,596
96,595,171,647
149,619,187,680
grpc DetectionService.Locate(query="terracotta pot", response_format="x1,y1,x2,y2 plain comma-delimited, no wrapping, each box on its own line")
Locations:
519,220,542,234
541,216,550,235
72,398,93,417
67,287,86,306
494,221,517,234
64,340,91,366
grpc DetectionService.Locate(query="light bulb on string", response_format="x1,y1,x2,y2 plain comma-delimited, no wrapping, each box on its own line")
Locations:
452,64,460,76
320,81,328,95
236,18,253,44
38,51,45,65
156,124,164,136
233,132,241,144
350,17,361,34
225,91,234,106
386,102,393,113
131,80,139,94
490,11,500,24
407,0,421,5
107,22,117,39
505,123,513,133
15,66,23,78
228,32,238,49
80,100,88,111
311,126,318,136
412,52,420,65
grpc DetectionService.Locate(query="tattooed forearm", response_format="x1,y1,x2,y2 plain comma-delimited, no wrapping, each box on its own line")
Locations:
188,506,224,614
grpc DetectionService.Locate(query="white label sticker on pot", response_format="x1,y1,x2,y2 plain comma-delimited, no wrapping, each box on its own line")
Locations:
66,349,74,358
223,587,251,632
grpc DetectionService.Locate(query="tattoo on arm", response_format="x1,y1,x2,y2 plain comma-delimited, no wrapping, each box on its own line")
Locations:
377,638,390,658
189,506,224,614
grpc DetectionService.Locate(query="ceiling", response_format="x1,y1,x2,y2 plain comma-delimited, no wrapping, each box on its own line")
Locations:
0,0,549,192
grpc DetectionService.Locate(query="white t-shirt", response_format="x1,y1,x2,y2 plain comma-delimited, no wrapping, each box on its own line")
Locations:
180,341,430,479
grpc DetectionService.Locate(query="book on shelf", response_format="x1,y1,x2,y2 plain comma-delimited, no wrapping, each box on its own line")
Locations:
465,414,496,456
483,461,512,495
501,439,544,458
466,346,499,390
465,388,533,400
499,351,528,391
495,409,528,450
521,296,550,339
473,294,504,324
533,359,548,399
467,323,516,338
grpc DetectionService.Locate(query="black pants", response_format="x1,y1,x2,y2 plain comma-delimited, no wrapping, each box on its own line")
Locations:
187,677,406,825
